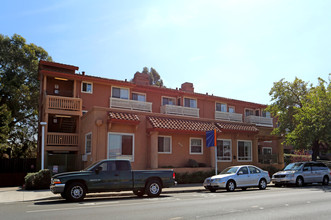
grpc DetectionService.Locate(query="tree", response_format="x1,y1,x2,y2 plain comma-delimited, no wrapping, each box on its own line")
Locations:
267,77,331,161
0,34,52,158
140,67,164,87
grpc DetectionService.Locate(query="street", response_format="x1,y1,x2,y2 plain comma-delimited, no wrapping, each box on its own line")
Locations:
1,185,331,220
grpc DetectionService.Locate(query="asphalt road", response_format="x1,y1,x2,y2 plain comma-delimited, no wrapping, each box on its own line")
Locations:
1,185,331,220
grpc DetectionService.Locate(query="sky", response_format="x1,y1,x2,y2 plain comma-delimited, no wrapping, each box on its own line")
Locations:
1,0,330,104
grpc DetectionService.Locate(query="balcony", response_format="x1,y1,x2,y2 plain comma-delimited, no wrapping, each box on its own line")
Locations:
110,97,152,112
45,95,82,116
244,115,273,127
160,105,199,117
215,111,243,122
47,132,78,146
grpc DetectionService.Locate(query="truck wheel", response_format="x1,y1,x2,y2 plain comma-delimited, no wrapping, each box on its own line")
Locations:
61,192,67,199
65,182,86,202
133,189,144,197
146,179,162,197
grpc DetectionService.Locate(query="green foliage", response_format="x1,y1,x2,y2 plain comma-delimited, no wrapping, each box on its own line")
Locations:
262,166,281,176
0,105,11,144
24,169,51,190
267,76,331,161
176,170,215,184
140,67,164,87
0,34,51,158
187,159,199,168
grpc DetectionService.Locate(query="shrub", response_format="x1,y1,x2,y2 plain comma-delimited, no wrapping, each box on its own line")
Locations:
176,170,215,184
187,159,199,168
263,166,281,177
24,169,51,190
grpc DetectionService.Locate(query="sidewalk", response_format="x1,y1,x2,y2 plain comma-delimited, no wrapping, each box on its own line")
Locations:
0,184,206,203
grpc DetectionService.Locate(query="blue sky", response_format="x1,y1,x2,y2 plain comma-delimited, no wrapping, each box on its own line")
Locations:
1,0,330,104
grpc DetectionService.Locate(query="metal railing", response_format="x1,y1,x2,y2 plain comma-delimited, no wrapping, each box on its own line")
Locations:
110,97,152,112
47,132,79,146
160,105,200,117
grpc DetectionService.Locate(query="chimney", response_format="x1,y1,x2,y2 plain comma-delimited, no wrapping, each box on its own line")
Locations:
180,82,194,93
132,72,150,86
82,71,85,76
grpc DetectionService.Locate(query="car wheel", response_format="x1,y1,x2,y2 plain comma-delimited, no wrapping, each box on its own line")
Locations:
146,179,162,197
209,189,216,192
226,180,236,192
133,189,145,197
259,179,267,190
65,182,86,202
322,176,329,186
241,187,247,191
296,177,304,187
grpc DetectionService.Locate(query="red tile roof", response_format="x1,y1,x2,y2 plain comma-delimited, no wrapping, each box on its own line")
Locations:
216,121,258,133
147,116,221,134
108,112,140,124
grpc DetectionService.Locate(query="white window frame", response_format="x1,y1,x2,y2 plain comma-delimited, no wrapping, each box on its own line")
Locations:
158,135,172,154
132,92,146,102
111,86,129,100
217,139,232,162
237,140,252,162
184,97,197,108
161,96,176,106
190,137,203,155
81,81,93,94
107,132,135,162
216,102,227,112
85,132,92,155
262,147,272,155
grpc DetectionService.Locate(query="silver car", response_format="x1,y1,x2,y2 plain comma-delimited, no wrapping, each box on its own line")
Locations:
272,161,331,187
203,165,271,192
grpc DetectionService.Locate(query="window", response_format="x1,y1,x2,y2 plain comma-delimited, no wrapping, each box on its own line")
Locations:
238,141,252,161
184,98,197,108
217,140,231,161
132,93,146,102
238,167,249,174
263,147,272,155
162,97,176,105
112,87,129,99
216,103,227,112
245,109,254,116
262,111,271,118
248,166,261,174
229,106,235,113
108,133,134,161
85,132,92,155
190,138,203,154
158,136,172,153
82,82,93,93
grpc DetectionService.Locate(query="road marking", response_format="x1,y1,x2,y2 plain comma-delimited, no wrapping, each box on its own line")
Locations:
169,217,183,220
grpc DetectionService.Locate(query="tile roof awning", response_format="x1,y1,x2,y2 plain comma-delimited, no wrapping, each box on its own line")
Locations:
147,116,221,134
108,112,140,125
216,121,258,133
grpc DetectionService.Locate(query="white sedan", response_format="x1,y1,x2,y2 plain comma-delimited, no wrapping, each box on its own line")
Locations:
203,165,271,192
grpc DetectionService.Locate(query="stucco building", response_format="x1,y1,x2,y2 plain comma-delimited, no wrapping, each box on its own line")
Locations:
38,61,284,174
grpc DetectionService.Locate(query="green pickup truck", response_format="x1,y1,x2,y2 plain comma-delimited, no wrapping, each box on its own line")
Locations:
50,159,176,202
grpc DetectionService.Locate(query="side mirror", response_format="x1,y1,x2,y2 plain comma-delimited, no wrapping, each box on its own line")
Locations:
238,171,243,175
95,166,102,174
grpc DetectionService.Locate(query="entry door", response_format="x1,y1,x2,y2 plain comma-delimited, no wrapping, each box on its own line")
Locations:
302,164,313,183
89,161,119,191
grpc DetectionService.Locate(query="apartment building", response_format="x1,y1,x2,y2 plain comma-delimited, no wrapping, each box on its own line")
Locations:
38,60,284,173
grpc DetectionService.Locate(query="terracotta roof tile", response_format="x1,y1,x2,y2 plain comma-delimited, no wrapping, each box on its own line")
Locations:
147,116,221,133
108,112,140,122
216,121,258,133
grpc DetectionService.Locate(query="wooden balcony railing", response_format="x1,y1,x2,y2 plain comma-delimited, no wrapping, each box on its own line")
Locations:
160,105,200,117
215,111,243,122
46,95,82,112
47,133,78,146
244,115,273,127
110,97,152,112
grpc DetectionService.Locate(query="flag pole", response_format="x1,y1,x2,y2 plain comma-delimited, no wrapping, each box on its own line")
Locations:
214,129,217,175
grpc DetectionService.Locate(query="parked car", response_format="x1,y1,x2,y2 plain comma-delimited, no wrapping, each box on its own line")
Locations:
272,161,331,187
50,159,176,202
203,165,271,192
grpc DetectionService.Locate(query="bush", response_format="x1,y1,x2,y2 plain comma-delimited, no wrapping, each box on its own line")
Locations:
176,170,215,184
187,159,199,168
24,169,51,190
263,166,281,177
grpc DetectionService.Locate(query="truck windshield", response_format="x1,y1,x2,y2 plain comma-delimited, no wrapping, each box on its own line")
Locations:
220,166,239,174
284,163,303,171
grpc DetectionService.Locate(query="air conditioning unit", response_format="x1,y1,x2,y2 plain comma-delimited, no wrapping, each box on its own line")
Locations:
82,154,87,161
